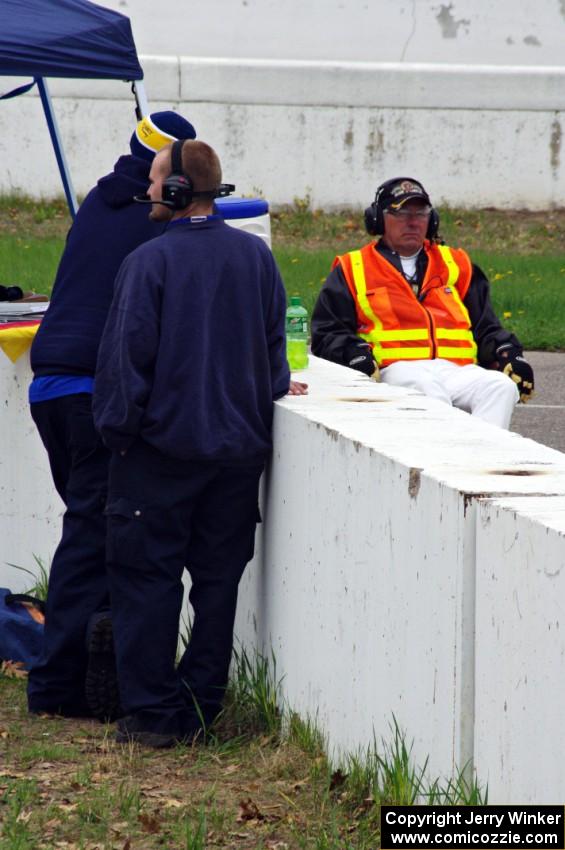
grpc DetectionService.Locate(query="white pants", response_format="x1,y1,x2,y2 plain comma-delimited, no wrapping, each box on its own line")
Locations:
380,359,519,429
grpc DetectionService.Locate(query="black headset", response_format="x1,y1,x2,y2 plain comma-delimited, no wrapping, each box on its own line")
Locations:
364,176,440,240
161,139,235,210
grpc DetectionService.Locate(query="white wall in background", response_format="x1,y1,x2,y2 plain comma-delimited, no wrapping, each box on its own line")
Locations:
0,0,563,208
1,59,563,209
101,0,565,67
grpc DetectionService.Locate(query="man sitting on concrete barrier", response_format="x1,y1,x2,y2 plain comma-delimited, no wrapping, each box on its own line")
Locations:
27,111,197,722
311,176,534,429
93,139,290,747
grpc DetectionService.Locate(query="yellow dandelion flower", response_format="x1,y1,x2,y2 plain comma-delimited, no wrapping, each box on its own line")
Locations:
503,311,512,319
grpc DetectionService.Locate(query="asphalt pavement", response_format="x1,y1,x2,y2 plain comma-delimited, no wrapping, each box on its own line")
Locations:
509,351,565,454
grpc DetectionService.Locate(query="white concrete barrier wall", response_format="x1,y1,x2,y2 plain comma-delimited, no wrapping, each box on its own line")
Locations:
3,352,565,800
0,57,564,208
0,355,64,582
235,357,565,796
475,496,565,803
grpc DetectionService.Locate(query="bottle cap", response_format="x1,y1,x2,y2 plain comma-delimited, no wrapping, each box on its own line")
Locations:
290,296,302,306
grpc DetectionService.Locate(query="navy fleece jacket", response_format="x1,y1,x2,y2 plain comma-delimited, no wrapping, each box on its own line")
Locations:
93,217,290,463
31,155,164,377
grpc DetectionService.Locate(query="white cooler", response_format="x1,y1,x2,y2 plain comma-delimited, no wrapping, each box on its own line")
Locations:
215,197,271,248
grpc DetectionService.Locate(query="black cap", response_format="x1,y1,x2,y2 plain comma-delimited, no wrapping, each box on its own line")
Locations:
381,178,431,211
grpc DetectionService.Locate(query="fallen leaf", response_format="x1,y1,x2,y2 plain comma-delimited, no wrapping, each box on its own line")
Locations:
237,797,264,822
138,812,161,834
163,798,183,809
1,660,28,679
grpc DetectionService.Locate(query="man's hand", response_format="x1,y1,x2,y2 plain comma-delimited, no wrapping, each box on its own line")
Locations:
502,358,534,402
287,380,308,396
495,344,534,403
346,343,378,378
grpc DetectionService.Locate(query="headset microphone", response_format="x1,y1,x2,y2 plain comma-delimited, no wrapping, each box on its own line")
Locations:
133,185,235,207
133,193,173,207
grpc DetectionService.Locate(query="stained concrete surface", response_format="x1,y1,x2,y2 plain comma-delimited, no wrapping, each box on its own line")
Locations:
510,351,565,454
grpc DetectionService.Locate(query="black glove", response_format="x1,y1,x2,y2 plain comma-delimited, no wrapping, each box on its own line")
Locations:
495,343,534,403
345,342,377,378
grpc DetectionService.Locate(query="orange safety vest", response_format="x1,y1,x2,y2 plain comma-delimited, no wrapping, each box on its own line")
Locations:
334,242,478,368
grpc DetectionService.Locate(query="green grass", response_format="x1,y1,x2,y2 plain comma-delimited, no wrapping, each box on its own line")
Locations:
6,555,50,601
0,235,64,295
0,198,563,349
472,252,565,351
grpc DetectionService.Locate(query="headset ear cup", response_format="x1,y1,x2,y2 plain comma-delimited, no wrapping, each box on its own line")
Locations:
162,175,194,210
364,204,379,236
427,208,440,240
162,138,194,210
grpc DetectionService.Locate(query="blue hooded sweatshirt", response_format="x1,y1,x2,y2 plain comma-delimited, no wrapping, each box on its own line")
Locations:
93,217,290,463
30,155,164,378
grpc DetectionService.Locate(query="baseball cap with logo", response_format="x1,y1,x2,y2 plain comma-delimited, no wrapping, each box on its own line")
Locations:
381,178,431,211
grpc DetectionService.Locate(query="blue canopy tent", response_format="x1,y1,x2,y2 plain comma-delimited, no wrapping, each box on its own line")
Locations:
0,0,147,218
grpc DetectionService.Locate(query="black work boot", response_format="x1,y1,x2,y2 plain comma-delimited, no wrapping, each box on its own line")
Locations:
85,613,123,722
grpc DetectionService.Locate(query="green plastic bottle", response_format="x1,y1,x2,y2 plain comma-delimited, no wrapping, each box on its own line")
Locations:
286,295,309,371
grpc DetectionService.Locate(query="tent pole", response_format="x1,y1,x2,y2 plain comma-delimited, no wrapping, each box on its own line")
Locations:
132,80,149,119
35,77,79,220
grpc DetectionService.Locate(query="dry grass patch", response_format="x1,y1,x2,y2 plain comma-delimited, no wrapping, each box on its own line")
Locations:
0,675,369,850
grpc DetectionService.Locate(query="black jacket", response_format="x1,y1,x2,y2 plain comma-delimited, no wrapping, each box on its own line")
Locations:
311,240,523,376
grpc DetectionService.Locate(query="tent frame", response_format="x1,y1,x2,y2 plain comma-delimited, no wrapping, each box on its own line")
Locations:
36,77,149,219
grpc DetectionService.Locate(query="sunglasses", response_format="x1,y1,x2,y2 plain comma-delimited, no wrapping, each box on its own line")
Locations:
385,206,432,219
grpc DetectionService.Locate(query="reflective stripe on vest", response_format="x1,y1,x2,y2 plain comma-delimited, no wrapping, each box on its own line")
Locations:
435,245,477,361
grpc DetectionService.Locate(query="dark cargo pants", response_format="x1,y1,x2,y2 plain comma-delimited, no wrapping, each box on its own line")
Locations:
105,439,263,739
28,394,110,715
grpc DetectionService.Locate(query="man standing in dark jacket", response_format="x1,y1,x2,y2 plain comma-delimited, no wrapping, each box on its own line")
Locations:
312,177,534,429
93,139,289,747
27,111,197,721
